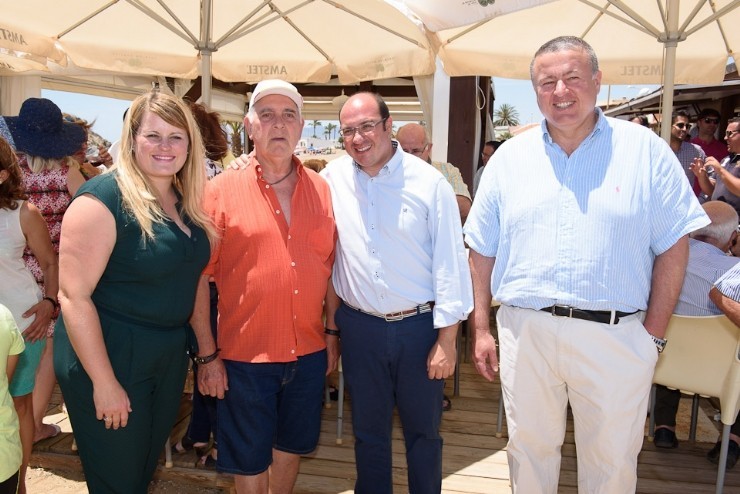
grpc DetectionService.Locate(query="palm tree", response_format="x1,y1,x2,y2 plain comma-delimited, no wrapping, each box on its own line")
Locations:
493,104,520,127
225,120,244,156
309,120,323,138
325,122,337,140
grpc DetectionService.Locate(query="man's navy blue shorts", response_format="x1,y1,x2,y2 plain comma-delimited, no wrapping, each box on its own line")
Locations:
217,349,327,475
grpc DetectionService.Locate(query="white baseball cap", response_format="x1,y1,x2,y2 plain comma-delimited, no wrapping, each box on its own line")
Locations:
249,79,303,110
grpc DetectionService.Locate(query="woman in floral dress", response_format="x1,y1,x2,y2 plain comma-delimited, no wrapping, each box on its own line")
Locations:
6,98,86,447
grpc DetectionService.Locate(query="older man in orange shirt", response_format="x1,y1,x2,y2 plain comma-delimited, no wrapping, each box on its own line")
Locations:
190,80,337,494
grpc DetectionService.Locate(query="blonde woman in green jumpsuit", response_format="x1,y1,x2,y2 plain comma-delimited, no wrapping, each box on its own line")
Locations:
54,91,214,494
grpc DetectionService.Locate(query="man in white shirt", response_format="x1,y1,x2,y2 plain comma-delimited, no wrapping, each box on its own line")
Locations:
321,92,473,494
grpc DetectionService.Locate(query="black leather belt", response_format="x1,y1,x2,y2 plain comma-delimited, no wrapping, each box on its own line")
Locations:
540,305,636,325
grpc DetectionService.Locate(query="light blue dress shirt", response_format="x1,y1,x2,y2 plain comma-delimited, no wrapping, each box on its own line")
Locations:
714,261,740,303
465,109,709,312
321,143,473,328
674,238,739,316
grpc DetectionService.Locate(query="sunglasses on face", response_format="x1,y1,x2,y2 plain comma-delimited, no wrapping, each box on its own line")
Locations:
702,117,720,125
673,122,691,130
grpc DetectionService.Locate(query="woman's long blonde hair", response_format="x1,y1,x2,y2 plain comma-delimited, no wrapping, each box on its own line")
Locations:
115,91,215,242
26,155,75,173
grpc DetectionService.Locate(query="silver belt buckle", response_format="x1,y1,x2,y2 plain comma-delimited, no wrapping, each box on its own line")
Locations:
384,312,405,322
552,305,574,317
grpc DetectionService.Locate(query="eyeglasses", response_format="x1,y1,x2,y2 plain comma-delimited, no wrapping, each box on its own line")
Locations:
339,117,388,139
702,117,720,125
673,122,691,130
406,143,429,156
726,129,740,139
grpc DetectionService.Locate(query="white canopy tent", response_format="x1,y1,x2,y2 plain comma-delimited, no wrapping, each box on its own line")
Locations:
392,0,740,140
0,0,437,108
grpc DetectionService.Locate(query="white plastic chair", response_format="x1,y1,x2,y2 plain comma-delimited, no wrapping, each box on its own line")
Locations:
326,358,344,444
164,437,173,468
649,315,740,494
335,358,345,444
490,299,506,438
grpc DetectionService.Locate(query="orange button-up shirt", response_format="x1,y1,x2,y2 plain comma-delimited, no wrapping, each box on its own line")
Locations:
203,155,336,363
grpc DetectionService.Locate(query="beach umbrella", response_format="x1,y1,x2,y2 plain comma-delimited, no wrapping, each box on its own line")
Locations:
0,19,66,74
392,0,739,139
1,0,437,106
0,51,52,74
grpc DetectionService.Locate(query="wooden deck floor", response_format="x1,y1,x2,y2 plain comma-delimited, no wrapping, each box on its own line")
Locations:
31,362,740,493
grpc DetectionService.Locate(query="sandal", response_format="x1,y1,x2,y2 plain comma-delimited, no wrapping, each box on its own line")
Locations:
171,436,208,457
34,423,61,444
197,450,217,470
442,395,452,412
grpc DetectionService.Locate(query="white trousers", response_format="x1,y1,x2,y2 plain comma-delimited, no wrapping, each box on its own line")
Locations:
497,305,658,494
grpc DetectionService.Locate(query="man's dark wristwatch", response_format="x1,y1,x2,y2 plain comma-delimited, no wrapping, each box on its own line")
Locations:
324,328,340,338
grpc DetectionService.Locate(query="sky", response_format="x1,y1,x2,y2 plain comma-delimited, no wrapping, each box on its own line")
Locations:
492,77,658,125
41,78,659,143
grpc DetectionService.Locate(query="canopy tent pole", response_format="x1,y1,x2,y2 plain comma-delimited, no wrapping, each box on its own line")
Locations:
200,0,213,107
201,51,212,107
659,0,679,142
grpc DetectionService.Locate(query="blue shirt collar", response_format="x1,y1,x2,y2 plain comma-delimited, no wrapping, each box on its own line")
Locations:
540,107,605,145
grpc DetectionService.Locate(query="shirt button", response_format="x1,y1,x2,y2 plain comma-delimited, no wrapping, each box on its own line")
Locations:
294,290,299,294
288,235,292,240
291,349,296,354
265,184,270,189
276,209,281,214
291,261,296,267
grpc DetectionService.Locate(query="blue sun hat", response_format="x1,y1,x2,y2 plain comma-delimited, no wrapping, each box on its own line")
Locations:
5,98,86,159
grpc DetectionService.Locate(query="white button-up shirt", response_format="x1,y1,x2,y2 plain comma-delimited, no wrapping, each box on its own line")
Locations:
321,144,473,328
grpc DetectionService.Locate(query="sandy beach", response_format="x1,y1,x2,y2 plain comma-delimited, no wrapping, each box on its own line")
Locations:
27,467,221,493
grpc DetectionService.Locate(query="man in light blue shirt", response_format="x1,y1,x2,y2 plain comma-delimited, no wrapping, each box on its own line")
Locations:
322,92,473,494
653,201,739,450
707,260,740,468
465,36,709,493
